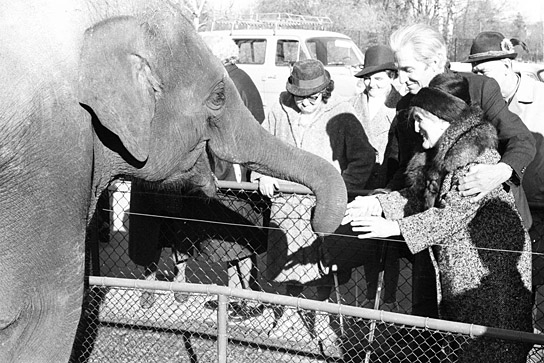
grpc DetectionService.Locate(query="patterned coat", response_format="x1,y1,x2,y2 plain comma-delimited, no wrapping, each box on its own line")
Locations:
377,108,533,362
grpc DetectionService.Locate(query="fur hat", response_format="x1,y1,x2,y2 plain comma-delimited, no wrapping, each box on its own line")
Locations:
286,59,331,97
355,45,397,78
410,87,469,124
428,73,471,105
463,31,517,63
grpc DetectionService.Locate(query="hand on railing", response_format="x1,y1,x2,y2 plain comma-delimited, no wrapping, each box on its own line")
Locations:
257,175,279,198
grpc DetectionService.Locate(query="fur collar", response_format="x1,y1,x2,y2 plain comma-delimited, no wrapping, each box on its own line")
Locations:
405,107,498,210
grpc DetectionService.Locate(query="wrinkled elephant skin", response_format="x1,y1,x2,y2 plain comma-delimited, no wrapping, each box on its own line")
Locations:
0,1,347,361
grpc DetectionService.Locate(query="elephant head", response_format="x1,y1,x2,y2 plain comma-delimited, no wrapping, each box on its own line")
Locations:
0,1,347,361
77,11,347,234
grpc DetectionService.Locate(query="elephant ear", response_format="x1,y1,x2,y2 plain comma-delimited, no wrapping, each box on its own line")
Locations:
78,16,162,163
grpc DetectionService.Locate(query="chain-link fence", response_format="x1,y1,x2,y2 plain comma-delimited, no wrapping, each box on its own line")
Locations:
73,179,544,362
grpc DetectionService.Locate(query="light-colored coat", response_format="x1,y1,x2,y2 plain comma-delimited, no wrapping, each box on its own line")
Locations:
262,92,375,191
258,92,375,284
350,86,403,189
377,108,533,362
508,73,544,286
510,73,544,205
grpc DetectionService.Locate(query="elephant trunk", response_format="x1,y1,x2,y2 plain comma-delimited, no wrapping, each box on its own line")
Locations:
251,140,347,235
210,113,348,235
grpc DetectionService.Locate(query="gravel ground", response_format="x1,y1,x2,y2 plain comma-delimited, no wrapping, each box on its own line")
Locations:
75,287,342,363
86,325,331,363
73,286,544,363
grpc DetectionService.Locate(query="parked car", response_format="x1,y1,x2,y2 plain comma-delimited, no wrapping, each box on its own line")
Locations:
200,28,365,111
450,61,544,82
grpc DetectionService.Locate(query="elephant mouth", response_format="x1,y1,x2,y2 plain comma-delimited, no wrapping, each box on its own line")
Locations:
162,140,216,196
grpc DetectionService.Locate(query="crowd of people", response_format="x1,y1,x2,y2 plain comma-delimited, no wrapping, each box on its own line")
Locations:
124,22,544,362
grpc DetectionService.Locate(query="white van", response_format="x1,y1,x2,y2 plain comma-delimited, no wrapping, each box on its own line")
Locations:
200,28,365,111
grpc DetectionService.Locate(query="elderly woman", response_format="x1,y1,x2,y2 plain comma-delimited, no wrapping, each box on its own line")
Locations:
344,73,533,362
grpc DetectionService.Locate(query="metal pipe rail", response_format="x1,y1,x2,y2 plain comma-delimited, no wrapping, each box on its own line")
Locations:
89,276,544,346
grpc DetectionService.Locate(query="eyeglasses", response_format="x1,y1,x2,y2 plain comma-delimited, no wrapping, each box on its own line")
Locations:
294,93,322,105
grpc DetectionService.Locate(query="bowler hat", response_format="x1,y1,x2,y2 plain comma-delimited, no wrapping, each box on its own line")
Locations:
355,45,397,78
286,59,331,97
463,31,517,63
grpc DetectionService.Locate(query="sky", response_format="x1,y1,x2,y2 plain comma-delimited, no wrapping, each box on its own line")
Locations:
511,0,544,22
207,0,543,24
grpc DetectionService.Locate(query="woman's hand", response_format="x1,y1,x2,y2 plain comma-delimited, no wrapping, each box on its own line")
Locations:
341,195,383,225
350,216,400,239
257,175,279,198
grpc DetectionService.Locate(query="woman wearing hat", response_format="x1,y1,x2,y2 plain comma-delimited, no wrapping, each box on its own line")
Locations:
352,45,403,190
252,59,375,345
348,45,405,312
344,73,533,362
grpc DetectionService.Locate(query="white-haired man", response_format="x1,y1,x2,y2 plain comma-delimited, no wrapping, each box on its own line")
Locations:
349,23,536,320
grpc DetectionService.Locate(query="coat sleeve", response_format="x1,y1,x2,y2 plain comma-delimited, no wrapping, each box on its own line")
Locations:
385,114,406,191
383,115,400,184
236,77,265,124
376,187,423,220
475,75,536,182
394,169,481,254
339,114,376,192
385,95,419,191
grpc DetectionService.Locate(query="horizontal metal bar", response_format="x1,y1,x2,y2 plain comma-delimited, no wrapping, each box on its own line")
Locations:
89,276,544,346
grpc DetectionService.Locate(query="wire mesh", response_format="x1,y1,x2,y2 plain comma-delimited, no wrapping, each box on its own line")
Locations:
74,179,544,363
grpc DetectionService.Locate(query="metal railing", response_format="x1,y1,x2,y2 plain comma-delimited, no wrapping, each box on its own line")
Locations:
74,179,544,363
211,13,334,32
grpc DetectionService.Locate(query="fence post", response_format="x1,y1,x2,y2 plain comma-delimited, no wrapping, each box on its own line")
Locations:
217,294,228,363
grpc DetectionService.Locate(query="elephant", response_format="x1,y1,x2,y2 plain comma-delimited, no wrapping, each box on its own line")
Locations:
0,1,347,362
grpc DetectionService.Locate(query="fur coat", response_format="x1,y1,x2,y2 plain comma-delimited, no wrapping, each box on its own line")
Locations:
376,107,533,363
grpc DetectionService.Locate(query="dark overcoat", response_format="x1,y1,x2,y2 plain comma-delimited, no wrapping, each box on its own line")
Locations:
377,108,533,363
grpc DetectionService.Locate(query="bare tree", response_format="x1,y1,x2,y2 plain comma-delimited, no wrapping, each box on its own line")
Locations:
248,0,541,61
170,0,210,30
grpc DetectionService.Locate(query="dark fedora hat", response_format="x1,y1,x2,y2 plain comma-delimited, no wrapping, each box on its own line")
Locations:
463,31,517,63
355,45,397,78
286,59,331,97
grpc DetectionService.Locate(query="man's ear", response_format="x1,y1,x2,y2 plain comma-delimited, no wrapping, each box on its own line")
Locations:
430,55,446,73
502,58,513,70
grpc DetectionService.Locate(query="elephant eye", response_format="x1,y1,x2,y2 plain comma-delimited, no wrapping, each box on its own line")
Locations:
207,81,226,111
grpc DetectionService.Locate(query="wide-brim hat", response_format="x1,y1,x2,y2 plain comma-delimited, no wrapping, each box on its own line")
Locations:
463,31,517,63
355,45,397,78
286,59,331,97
